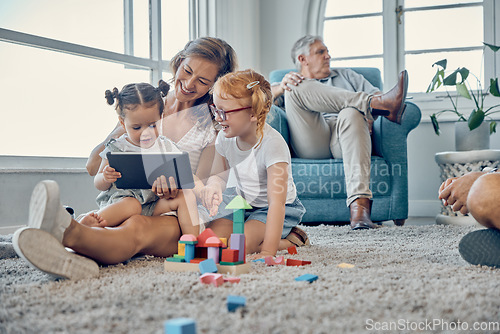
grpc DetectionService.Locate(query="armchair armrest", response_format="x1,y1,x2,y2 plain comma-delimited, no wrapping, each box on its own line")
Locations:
372,101,421,164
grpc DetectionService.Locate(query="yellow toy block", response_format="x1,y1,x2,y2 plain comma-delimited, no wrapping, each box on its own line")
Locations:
178,242,185,256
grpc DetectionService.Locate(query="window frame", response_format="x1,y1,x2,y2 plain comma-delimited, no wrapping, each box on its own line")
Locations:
0,0,182,86
316,0,500,122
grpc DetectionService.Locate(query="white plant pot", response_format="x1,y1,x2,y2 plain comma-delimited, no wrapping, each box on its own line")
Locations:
455,121,490,151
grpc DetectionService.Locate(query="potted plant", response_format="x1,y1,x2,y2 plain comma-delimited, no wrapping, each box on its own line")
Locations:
427,42,500,151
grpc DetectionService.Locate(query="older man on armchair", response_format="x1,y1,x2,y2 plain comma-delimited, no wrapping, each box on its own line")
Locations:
271,35,408,230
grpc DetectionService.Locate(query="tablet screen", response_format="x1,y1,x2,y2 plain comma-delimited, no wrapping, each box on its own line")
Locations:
106,151,195,189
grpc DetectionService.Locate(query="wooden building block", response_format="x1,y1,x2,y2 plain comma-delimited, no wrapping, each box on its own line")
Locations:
221,249,239,263
287,245,298,255
230,234,246,262
227,295,246,312
164,318,196,334
199,273,224,287
164,260,251,275
286,259,311,267
294,274,318,283
178,243,185,256
199,258,218,274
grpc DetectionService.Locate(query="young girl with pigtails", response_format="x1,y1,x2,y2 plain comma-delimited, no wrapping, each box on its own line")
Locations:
200,69,308,259
80,81,200,236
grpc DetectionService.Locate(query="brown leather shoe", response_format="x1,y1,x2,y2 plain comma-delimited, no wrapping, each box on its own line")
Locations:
370,70,408,124
350,198,378,230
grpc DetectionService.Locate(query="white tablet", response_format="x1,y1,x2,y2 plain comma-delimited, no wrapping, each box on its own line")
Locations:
106,151,195,190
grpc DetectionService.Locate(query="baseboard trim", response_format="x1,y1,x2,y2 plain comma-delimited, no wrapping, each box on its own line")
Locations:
409,200,441,217
0,225,25,235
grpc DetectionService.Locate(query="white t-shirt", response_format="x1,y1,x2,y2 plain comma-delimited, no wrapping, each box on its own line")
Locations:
215,123,297,207
99,134,181,158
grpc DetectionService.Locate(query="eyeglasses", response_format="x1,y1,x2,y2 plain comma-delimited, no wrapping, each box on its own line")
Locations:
209,104,252,121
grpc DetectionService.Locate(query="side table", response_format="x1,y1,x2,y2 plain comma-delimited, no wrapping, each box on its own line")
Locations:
435,149,500,226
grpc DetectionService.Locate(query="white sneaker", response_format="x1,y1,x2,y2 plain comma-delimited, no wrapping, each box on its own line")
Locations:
12,227,99,280
29,180,72,242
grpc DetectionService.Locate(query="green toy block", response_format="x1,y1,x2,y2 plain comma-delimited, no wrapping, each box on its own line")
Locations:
179,240,198,245
219,261,244,266
173,254,185,260
225,195,252,210
166,257,185,263
233,210,245,233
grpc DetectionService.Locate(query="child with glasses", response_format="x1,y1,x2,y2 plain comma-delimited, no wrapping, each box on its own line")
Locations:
200,69,308,259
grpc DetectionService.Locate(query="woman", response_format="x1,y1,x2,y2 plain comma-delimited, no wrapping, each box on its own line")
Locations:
12,37,238,280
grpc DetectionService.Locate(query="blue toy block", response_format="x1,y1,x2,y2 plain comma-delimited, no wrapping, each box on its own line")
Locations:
227,295,246,312
294,274,318,283
164,318,196,334
184,244,195,263
199,258,218,274
230,233,245,262
252,259,265,263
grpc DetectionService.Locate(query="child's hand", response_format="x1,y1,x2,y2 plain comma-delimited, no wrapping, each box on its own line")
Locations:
102,165,121,183
200,184,222,216
247,250,276,261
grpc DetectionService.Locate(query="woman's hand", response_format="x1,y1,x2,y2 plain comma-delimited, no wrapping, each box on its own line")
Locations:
102,166,121,184
152,175,179,199
200,184,222,216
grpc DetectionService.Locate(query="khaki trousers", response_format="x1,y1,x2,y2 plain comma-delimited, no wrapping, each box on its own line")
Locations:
284,79,373,207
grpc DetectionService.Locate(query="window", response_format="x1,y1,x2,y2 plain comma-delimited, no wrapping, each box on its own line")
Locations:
0,0,190,158
322,0,494,95
323,0,384,73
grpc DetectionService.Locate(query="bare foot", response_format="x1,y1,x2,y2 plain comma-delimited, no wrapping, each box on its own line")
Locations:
79,212,107,227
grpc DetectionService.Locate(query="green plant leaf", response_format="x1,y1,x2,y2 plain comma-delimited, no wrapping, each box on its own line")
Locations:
468,109,485,131
430,114,440,135
456,82,471,99
426,69,444,93
490,121,497,134
443,69,458,86
457,67,469,83
490,78,500,97
484,42,500,52
433,59,447,70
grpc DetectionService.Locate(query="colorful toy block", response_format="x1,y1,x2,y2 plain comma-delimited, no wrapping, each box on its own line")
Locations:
252,259,265,263
225,195,252,234
165,260,251,275
221,249,239,263
220,237,228,247
230,234,246,263
184,244,195,263
206,236,223,263
264,256,285,266
286,259,311,267
219,261,244,266
166,257,185,263
287,245,298,255
337,262,355,268
189,258,205,264
164,318,196,334
294,274,318,283
178,243,185,256
199,258,218,274
196,228,218,247
227,295,246,312
223,277,240,284
199,273,224,287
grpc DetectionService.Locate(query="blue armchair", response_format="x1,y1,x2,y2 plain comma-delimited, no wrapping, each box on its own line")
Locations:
267,68,421,225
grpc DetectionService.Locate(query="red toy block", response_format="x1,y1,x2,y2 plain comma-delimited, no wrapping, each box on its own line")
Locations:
287,245,298,255
221,249,239,263
189,258,205,264
196,228,219,247
223,277,241,284
199,273,224,287
286,259,311,267
264,255,285,266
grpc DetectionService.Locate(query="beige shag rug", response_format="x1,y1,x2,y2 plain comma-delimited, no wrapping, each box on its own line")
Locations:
1,224,500,334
